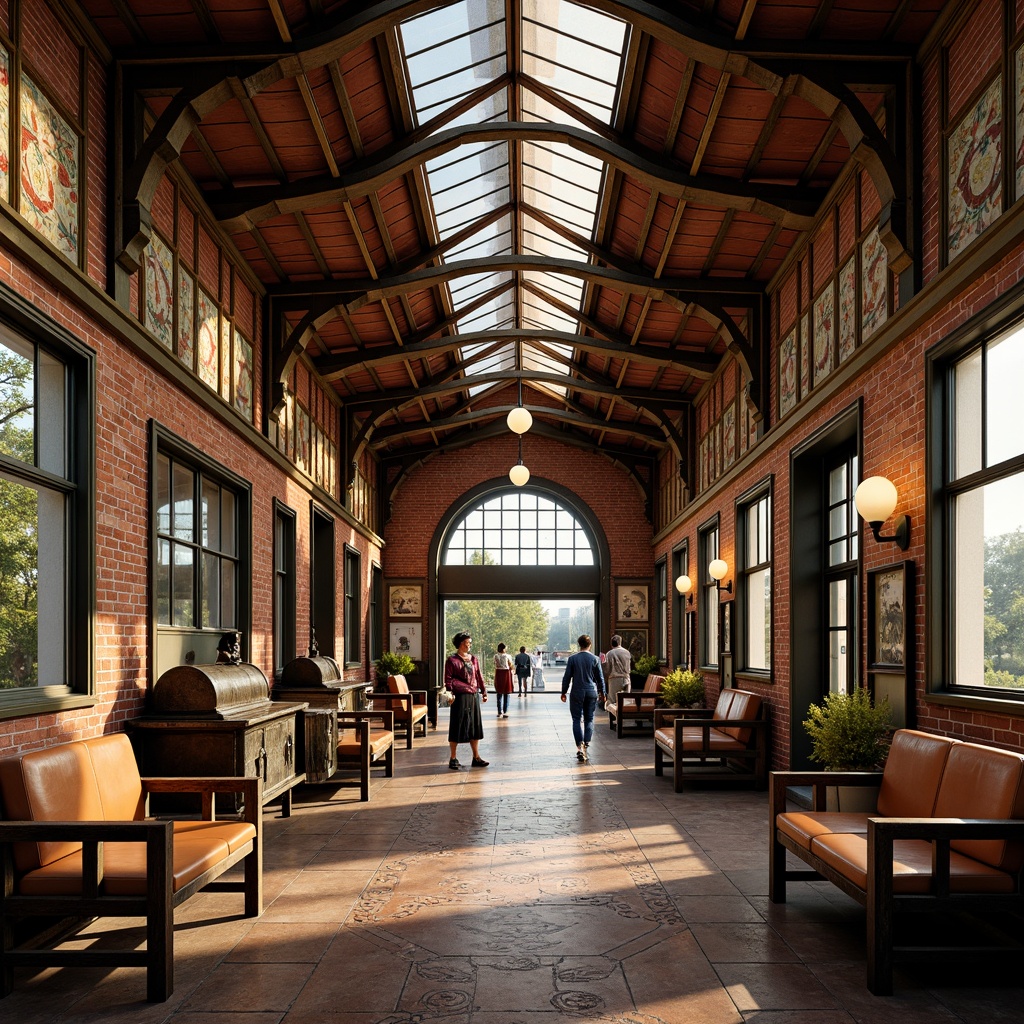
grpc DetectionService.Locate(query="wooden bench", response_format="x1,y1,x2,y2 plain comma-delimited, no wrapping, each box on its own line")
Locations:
606,674,666,737
769,728,1024,995
370,674,428,748
0,733,261,1002
335,709,395,800
653,688,767,790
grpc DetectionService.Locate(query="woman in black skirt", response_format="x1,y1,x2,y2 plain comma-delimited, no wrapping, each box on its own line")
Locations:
443,631,489,770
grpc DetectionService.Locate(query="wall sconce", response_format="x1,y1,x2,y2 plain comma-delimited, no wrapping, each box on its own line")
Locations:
708,558,732,594
674,574,693,605
854,475,910,551
509,432,530,486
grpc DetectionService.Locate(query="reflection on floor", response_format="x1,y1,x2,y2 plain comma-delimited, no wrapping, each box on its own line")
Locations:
7,694,1023,1022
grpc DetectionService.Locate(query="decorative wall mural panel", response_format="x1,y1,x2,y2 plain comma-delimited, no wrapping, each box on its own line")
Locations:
838,256,857,362
948,75,1003,259
234,331,253,422
799,314,809,397
812,284,835,386
220,318,231,400
19,73,79,262
861,226,888,341
296,404,311,474
1016,45,1024,199
197,289,219,390
177,270,195,370
143,233,174,350
0,47,9,202
722,402,736,470
778,329,797,417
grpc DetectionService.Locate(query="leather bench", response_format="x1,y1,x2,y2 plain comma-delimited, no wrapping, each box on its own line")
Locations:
370,673,428,748
336,709,395,800
770,728,1024,994
607,673,666,737
0,733,262,1002
653,687,767,790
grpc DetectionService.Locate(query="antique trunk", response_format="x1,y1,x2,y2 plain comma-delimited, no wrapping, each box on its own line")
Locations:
130,663,308,816
271,655,370,783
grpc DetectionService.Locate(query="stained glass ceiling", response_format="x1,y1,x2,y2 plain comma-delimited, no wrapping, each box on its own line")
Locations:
398,0,629,401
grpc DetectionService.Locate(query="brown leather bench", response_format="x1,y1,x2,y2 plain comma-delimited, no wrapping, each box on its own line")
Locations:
0,733,261,1001
653,687,767,790
336,709,395,800
370,674,428,748
770,728,1024,995
607,673,666,737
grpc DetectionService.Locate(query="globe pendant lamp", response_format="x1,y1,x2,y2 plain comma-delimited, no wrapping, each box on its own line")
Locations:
509,432,530,486
507,377,532,434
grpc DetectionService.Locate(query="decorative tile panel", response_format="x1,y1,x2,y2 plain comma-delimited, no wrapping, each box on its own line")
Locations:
778,329,797,417
178,270,196,370
861,226,888,341
234,331,253,422
197,289,219,390
19,73,79,262
143,233,174,349
296,404,311,474
948,75,1002,259
0,46,9,202
812,283,835,386
722,402,736,470
220,318,231,400
1017,45,1024,199
799,314,809,397
838,257,856,363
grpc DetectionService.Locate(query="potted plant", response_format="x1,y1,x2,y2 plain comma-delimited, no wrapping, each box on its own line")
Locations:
659,667,704,709
630,653,661,690
802,687,892,811
375,650,416,687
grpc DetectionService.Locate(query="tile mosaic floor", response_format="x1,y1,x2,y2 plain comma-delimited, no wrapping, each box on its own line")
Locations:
6,695,1024,1022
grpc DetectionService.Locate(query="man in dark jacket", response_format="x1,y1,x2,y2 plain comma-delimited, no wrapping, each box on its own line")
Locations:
514,646,532,695
560,635,606,762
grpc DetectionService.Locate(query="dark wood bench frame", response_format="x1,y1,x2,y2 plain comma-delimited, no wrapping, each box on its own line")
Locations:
335,709,395,800
0,775,262,1002
769,770,1024,995
606,674,665,737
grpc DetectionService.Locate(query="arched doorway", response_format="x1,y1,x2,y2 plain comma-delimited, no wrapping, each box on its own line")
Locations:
427,478,611,675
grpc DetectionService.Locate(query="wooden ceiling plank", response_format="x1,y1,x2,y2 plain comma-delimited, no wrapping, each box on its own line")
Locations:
188,0,221,43
662,60,695,154
228,77,286,179
294,212,332,277
296,74,341,177
701,208,735,274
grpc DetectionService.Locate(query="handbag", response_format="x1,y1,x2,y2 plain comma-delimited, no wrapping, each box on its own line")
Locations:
438,689,455,707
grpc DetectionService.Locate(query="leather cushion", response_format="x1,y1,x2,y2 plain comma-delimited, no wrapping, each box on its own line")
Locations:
172,819,256,854
654,727,674,751
86,734,146,822
934,742,1024,872
776,811,871,851
16,835,233,897
876,729,956,818
811,832,1017,895
388,674,410,695
0,741,105,872
715,690,761,744
680,727,747,751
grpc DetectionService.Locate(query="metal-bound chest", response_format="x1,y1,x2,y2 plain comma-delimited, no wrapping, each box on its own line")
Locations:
130,662,308,815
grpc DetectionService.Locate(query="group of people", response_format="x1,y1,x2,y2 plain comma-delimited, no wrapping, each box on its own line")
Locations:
442,631,632,770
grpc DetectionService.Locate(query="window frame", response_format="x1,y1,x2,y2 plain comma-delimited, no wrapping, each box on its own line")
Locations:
927,292,1024,707
698,516,721,671
672,542,690,669
343,544,362,669
273,499,297,678
150,421,252,679
0,289,95,720
369,563,383,665
655,558,668,664
735,477,773,679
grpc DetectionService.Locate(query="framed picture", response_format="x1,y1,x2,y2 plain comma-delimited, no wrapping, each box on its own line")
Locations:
616,582,649,623
618,628,648,662
389,622,421,660
388,582,422,618
868,561,914,671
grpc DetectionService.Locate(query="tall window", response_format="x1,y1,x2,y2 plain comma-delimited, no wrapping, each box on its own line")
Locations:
934,319,1024,695
673,544,690,668
369,564,383,664
344,546,361,667
825,449,858,693
273,500,296,676
738,484,772,673
0,314,92,714
699,520,720,668
656,560,667,663
443,490,594,565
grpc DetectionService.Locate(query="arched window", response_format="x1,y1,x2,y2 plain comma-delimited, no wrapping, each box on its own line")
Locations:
442,489,594,566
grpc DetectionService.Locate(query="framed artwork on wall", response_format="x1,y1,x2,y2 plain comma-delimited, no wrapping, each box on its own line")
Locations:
618,629,648,662
389,622,421,660
616,582,649,623
868,561,914,671
388,582,422,618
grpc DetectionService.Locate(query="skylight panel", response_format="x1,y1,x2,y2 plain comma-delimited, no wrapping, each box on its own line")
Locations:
425,141,510,239
524,341,574,375
521,0,626,125
450,270,513,307
447,213,514,261
443,90,509,130
522,215,586,262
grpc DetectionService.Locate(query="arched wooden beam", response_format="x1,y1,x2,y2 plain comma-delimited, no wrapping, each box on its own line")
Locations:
208,122,824,233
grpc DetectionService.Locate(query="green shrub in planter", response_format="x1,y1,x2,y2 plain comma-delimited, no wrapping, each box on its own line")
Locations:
660,668,704,708
375,651,416,682
629,653,661,688
803,688,892,770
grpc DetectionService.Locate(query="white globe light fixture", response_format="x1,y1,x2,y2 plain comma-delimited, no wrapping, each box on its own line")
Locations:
509,462,530,486
506,405,533,434
708,558,732,594
674,574,692,595
854,475,910,550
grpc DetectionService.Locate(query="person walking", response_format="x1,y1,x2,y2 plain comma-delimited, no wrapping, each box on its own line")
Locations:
443,632,489,770
532,649,546,691
514,646,532,696
560,634,605,763
493,643,514,718
604,634,632,709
